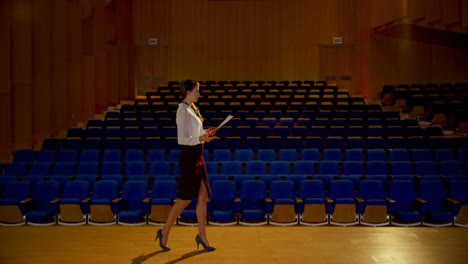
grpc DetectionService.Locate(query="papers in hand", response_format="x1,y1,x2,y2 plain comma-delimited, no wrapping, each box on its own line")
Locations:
216,115,234,129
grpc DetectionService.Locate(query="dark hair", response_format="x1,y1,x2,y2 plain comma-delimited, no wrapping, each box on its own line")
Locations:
179,79,204,121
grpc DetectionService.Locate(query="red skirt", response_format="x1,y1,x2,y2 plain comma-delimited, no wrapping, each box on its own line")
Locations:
178,144,212,200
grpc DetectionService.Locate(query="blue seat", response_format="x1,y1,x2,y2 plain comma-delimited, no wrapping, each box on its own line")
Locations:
440,161,464,179
448,180,468,227
245,118,260,128
88,180,120,225
317,161,340,176
256,149,276,162
236,126,252,139
323,149,343,162
407,136,427,149
419,180,454,226
27,162,51,177
208,180,237,225
213,149,232,162
342,161,364,176
389,149,410,162
366,161,389,176
246,160,266,175
310,126,328,139
101,175,124,188
367,149,387,162
102,149,122,162
61,138,82,150
238,180,268,225
265,136,282,151
278,149,298,162
220,161,243,176
329,126,346,138
80,149,100,162
148,161,171,176
346,136,365,149
293,161,315,176
205,161,219,176
125,150,144,162
387,136,407,149
434,149,456,162
146,149,166,163
390,161,413,176
297,118,312,128
345,149,364,162
254,126,270,138
388,180,422,226
76,162,99,175
13,149,35,163
298,180,328,225
411,149,433,162
325,137,345,150
217,126,233,139
273,126,289,139
103,138,122,150
366,137,386,149
292,126,309,138
41,138,63,151
269,181,298,226
117,181,149,225
148,180,178,224
245,137,263,151
57,150,79,162
262,118,277,128
279,118,294,128
101,162,122,176
328,180,359,226
415,161,439,177
0,181,32,225
203,138,221,151
25,181,61,225
357,180,389,226
348,127,365,138
305,137,324,150
270,161,291,175
301,149,320,163
125,161,146,176
168,149,182,163
66,128,84,138
143,137,161,150
36,150,57,163
141,127,158,139
234,149,254,163
457,149,468,162
58,181,90,225
52,162,75,176
178,199,198,226
224,137,243,150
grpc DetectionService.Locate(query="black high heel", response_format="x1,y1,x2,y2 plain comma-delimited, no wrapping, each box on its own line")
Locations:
195,234,216,252
155,229,170,251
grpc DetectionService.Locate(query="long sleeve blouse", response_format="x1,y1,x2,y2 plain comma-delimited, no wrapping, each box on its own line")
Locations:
176,103,205,146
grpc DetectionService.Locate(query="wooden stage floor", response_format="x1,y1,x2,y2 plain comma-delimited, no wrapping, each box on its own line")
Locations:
1,225,467,264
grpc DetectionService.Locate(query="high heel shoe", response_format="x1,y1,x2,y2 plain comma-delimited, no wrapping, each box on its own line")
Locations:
195,234,216,252
155,229,170,251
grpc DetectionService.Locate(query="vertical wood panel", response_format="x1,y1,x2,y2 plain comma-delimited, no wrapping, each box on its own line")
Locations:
408,0,425,21
443,0,462,25
51,0,69,135
11,0,33,149
32,0,52,145
68,0,82,127
464,0,468,28
425,0,443,24
0,0,12,161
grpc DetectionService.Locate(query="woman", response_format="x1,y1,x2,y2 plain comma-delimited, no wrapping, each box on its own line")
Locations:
155,79,218,252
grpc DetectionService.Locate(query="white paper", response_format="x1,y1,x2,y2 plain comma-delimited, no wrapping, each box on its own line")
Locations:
217,115,234,129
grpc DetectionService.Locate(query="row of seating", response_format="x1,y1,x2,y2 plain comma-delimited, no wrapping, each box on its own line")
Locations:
1,178,467,227
11,148,468,164
3,159,467,179
68,124,440,140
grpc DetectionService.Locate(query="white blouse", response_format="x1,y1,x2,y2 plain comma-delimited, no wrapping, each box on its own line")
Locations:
176,103,206,146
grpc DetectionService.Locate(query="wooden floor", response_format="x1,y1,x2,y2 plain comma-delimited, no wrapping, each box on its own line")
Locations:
1,225,467,264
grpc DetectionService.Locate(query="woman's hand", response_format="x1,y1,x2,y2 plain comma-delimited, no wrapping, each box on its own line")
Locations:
206,127,218,136
200,133,218,143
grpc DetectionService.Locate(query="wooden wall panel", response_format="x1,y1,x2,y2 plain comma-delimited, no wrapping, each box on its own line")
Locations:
408,0,425,21
68,1,83,127
443,0,462,25
51,0,69,135
425,0,443,24
11,0,33,150
464,0,468,28
370,0,404,28
0,1,12,161
32,0,52,144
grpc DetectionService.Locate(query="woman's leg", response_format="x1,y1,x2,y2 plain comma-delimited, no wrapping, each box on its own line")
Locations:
161,199,191,246
196,179,211,246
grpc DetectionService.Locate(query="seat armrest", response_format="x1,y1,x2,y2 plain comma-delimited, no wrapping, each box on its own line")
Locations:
51,198,62,203
20,198,33,204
